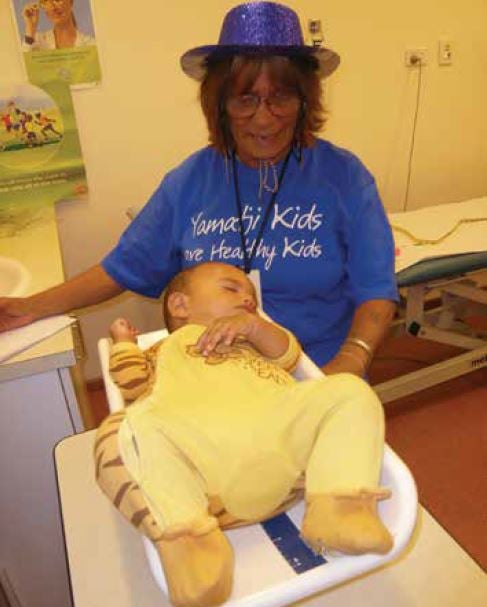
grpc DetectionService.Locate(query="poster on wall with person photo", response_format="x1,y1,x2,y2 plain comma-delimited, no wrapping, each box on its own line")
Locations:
0,80,87,209
9,0,102,88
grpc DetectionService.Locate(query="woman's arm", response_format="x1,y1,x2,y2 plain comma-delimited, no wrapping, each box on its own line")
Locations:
322,299,396,376
0,264,124,332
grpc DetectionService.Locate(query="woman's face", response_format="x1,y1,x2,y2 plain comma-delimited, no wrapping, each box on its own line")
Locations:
40,0,73,26
226,63,300,167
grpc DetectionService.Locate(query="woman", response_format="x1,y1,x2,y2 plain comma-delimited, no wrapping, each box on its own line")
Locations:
22,0,94,50
1,1,397,376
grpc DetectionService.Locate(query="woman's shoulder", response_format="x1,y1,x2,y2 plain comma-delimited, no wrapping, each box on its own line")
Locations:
163,146,222,187
141,147,220,213
167,146,220,175
311,137,362,162
310,138,374,190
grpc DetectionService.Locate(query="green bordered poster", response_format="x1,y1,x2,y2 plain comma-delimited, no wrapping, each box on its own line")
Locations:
0,81,87,205
10,0,101,88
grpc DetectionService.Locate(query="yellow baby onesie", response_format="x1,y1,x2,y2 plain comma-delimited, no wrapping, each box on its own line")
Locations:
110,324,386,540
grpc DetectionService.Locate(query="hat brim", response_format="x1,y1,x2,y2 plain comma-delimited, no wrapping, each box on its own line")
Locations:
180,45,340,81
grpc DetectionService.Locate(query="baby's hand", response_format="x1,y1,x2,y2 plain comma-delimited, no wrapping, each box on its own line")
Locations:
109,317,139,343
197,313,258,356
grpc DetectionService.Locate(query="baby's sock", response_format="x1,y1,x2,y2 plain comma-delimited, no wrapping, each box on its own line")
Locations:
301,491,393,556
155,526,234,607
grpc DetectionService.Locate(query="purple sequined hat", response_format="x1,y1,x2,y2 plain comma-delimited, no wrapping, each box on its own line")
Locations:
180,1,340,81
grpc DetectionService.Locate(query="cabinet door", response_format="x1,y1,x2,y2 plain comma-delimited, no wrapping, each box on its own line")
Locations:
0,369,75,607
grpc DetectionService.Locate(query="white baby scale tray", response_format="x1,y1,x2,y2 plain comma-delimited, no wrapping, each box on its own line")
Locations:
98,330,418,607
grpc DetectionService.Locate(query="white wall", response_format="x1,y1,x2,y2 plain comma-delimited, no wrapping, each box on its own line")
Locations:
321,0,487,210
1,0,486,379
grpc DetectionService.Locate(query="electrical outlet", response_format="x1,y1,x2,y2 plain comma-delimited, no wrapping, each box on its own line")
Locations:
438,39,453,65
307,19,323,47
405,48,428,67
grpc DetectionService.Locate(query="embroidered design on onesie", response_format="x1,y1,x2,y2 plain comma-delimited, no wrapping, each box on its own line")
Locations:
186,341,292,385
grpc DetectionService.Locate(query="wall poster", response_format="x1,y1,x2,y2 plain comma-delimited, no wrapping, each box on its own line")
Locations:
9,0,102,87
0,81,87,207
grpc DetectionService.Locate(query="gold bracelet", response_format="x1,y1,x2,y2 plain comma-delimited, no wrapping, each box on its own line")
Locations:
345,337,373,358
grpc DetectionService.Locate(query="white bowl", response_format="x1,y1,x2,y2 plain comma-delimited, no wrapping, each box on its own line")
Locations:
0,256,31,297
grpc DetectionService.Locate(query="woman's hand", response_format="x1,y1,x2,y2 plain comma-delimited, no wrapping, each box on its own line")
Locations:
196,312,258,356
0,297,37,333
2,266,124,335
321,350,368,377
109,318,139,344
23,3,40,38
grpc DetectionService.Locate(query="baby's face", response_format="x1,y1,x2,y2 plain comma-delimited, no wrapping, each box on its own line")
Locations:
186,263,257,325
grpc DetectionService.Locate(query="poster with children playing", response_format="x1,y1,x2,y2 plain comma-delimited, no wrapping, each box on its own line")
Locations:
0,99,62,153
0,81,87,206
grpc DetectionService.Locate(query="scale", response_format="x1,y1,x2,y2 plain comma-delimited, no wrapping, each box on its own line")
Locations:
99,332,418,607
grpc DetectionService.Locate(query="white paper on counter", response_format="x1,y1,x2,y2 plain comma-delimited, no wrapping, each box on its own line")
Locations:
0,315,75,363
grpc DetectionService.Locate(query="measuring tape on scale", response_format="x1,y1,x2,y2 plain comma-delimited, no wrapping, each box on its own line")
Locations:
261,513,327,574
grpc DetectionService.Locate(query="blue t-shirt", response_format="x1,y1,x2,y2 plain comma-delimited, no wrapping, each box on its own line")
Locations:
103,139,398,366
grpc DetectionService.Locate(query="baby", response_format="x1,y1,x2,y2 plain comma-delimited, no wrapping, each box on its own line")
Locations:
94,261,392,607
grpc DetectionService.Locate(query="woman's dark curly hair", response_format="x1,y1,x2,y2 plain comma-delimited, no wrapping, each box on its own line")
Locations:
199,54,326,155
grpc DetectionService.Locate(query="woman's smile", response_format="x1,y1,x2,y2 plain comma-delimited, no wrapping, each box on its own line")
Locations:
248,131,280,146
228,67,299,167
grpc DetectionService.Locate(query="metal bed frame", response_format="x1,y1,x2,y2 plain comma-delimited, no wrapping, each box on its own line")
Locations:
374,252,487,403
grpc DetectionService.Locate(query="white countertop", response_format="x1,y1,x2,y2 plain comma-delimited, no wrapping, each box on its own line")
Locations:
0,202,75,381
56,431,487,607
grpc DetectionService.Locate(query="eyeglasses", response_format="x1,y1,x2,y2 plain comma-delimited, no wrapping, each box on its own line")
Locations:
226,92,301,118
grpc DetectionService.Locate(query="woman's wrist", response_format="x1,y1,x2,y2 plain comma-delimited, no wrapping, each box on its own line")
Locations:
336,349,368,374
25,291,63,320
326,338,372,376
321,347,368,377
344,336,374,358
342,336,374,368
